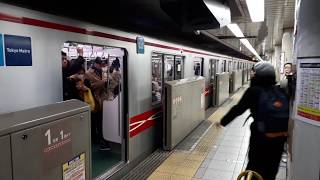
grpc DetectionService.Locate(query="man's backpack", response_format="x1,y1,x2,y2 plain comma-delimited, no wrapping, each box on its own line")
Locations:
256,86,289,133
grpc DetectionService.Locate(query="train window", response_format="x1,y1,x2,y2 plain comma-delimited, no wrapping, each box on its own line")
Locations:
220,60,225,73
209,59,217,83
175,56,184,80
164,55,175,81
152,53,185,105
228,61,232,72
223,60,227,72
193,57,203,76
152,53,163,104
216,60,220,73
194,61,201,76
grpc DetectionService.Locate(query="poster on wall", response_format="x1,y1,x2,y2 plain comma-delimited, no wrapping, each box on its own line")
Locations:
294,58,320,126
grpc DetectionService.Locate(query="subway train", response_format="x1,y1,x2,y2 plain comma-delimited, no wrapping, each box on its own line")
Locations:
0,3,255,179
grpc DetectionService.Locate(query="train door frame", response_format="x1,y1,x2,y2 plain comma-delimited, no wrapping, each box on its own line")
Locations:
209,59,218,107
151,51,185,149
62,41,129,178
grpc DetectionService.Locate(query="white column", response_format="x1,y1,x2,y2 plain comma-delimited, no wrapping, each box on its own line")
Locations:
288,0,320,179
281,29,294,63
273,46,281,82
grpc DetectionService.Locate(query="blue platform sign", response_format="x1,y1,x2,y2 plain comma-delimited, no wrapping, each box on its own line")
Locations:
0,34,4,66
4,34,32,66
136,36,145,54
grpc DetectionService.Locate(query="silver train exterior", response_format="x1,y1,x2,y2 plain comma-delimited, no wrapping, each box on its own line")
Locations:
0,2,255,178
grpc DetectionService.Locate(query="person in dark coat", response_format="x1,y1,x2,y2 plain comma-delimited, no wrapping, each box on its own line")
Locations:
218,62,287,180
62,49,85,100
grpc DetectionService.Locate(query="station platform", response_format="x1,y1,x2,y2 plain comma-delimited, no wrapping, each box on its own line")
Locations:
122,86,287,180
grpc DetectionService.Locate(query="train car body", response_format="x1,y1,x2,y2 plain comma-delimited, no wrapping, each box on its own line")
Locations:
0,2,254,179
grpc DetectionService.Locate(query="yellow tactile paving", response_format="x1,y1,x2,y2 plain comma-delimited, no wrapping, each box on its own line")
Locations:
147,87,248,180
148,172,172,180
173,166,198,176
155,165,178,173
171,174,193,180
179,159,202,169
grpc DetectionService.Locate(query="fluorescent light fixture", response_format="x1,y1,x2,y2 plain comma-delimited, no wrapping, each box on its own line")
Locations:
246,0,264,22
227,24,244,37
227,23,262,60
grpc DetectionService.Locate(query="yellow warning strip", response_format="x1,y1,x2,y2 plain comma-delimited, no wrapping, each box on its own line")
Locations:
148,87,248,180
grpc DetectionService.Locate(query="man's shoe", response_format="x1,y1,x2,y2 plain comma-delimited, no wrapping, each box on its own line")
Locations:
99,140,111,151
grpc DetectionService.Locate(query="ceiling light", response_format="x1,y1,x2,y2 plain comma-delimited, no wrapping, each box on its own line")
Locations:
240,39,262,61
227,24,244,38
246,0,264,22
227,23,262,60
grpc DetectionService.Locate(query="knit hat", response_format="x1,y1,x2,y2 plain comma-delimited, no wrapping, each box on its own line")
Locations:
252,61,276,86
254,61,275,78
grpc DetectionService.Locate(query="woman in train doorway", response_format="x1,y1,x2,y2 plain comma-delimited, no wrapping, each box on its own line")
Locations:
218,62,288,180
108,57,121,100
85,57,111,150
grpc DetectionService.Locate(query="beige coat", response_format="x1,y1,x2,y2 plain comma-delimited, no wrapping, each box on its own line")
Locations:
85,68,108,111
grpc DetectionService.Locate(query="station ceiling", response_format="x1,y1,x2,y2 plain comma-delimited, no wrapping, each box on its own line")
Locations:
1,0,295,60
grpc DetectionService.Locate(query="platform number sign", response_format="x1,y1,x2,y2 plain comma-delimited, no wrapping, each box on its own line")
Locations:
43,123,72,154
136,36,145,54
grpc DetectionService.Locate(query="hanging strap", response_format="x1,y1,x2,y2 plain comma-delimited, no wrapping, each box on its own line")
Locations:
243,113,252,127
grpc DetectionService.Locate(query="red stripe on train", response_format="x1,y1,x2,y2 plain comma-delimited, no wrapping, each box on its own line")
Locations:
129,107,162,138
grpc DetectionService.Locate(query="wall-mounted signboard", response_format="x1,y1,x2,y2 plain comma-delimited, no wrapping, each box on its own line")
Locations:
0,34,32,67
294,58,320,126
136,36,144,54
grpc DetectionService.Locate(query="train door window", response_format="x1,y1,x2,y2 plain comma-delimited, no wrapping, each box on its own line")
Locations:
152,53,163,105
209,59,217,83
164,55,174,81
220,60,225,73
228,61,232,72
215,60,220,73
175,56,184,80
62,42,127,178
193,57,203,76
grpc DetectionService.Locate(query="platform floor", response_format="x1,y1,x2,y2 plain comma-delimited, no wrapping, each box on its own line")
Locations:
146,86,287,180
